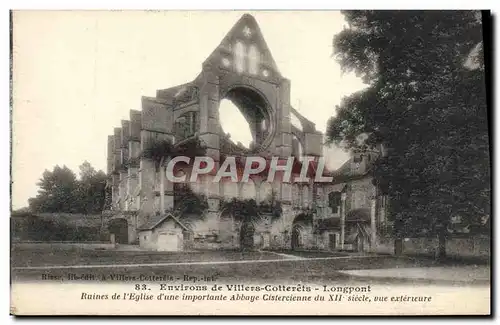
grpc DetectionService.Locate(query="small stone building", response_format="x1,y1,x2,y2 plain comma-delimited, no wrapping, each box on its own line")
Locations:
138,213,191,251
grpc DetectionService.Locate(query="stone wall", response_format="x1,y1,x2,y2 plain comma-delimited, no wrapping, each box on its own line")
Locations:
315,231,341,250
375,237,490,258
13,242,115,250
348,177,376,211
11,213,108,242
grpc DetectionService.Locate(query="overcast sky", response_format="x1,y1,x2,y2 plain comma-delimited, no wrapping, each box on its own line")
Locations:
12,11,367,209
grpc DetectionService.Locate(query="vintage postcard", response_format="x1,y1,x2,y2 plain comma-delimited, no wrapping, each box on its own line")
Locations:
10,10,491,316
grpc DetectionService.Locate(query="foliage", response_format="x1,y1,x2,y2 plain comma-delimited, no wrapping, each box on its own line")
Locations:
222,198,262,224
173,184,209,224
141,140,176,164
74,161,108,214
28,165,79,213
11,207,31,217
327,11,489,240
141,137,207,167
258,201,282,220
221,196,283,223
11,215,103,242
28,161,107,214
175,137,207,158
259,189,283,220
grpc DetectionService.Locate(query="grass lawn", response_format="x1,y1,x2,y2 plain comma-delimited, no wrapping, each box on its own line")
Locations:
11,245,490,285
266,249,349,258
11,255,429,283
10,245,288,268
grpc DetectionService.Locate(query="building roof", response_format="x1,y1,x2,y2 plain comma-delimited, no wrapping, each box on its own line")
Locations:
203,14,281,79
327,155,377,184
346,208,371,223
316,218,340,231
138,213,191,232
316,209,371,231
345,231,359,244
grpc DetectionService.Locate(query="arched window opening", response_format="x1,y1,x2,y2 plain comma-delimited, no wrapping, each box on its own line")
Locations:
328,191,342,214
234,41,246,74
292,184,301,207
219,99,253,149
248,45,260,75
174,112,198,140
292,134,303,159
302,185,310,208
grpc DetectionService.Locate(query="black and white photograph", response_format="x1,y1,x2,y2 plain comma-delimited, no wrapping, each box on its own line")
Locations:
9,10,491,315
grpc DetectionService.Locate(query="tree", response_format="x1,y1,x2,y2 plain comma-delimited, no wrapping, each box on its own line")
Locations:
172,185,209,229
327,11,489,258
79,160,98,180
28,162,108,214
74,161,108,214
28,165,78,213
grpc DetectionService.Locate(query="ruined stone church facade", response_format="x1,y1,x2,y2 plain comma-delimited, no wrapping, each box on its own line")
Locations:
104,14,387,252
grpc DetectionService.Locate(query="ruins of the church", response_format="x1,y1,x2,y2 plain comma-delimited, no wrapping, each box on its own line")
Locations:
103,14,388,252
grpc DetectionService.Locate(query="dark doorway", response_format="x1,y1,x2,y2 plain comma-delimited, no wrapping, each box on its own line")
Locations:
356,235,365,252
239,222,255,250
291,225,302,250
329,234,337,250
108,218,128,244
